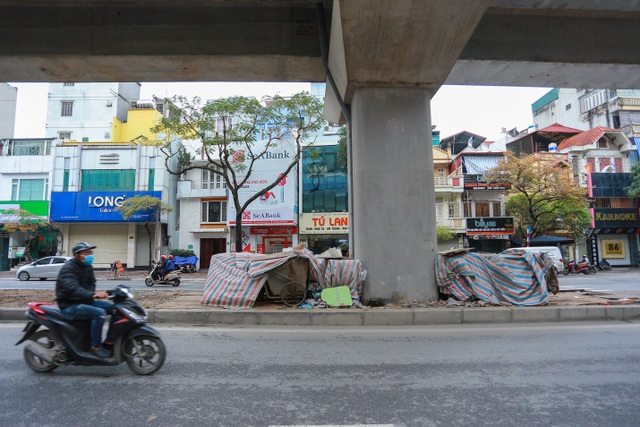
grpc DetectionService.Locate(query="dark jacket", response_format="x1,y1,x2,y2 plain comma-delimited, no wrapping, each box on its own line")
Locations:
55,258,97,309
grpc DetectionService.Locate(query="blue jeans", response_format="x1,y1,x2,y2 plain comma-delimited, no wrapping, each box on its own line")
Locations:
61,300,116,347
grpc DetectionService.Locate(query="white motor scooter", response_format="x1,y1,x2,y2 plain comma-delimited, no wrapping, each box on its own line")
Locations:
145,261,181,287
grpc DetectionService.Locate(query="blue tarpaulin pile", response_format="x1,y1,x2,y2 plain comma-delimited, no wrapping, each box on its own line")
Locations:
435,249,557,306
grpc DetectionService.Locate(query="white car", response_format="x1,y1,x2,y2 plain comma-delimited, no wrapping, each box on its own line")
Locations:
16,256,72,281
501,246,564,273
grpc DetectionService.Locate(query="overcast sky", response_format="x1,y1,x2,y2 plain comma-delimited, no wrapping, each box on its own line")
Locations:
9,82,550,141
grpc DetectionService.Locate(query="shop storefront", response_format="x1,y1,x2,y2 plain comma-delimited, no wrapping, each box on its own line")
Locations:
465,216,514,253
299,212,349,254
0,201,51,267
50,191,162,268
589,208,640,267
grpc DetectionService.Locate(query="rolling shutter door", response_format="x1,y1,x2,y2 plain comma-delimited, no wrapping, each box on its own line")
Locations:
69,224,128,264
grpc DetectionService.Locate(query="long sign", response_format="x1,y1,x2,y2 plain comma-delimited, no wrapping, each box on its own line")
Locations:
466,217,515,235
50,191,162,222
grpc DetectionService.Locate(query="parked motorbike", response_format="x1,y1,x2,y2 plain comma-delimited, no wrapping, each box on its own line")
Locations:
561,258,597,275
15,285,166,375
173,255,198,274
598,258,612,271
145,261,181,287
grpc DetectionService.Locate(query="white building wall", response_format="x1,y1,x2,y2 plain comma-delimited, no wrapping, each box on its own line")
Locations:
45,82,140,142
533,89,588,130
0,84,17,139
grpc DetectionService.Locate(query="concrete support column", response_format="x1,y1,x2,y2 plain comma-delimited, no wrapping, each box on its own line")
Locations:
351,88,437,302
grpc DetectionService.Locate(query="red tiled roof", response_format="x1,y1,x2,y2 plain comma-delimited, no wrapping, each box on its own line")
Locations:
557,126,621,151
538,123,582,134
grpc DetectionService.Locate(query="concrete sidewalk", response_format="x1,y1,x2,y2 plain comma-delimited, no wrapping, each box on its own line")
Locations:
1,267,639,326
2,303,639,326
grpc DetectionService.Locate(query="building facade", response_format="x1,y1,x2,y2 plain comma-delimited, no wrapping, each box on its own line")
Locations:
557,127,639,266
0,83,17,139
0,138,56,268
49,104,177,269
45,82,141,143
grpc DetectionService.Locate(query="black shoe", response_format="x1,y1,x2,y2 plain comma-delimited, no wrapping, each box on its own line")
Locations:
102,342,113,354
89,346,111,359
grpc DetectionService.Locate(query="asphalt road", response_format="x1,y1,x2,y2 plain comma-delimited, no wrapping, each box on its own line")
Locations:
1,322,639,426
0,277,206,291
1,270,638,293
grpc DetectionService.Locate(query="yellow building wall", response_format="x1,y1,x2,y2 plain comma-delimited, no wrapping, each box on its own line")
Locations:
112,108,162,143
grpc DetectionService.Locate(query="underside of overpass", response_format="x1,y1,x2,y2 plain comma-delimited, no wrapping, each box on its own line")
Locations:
2,0,640,302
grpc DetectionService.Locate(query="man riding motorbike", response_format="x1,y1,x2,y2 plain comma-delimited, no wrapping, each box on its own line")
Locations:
55,242,115,359
162,255,176,279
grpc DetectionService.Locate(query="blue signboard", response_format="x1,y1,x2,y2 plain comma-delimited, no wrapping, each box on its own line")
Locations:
50,191,162,222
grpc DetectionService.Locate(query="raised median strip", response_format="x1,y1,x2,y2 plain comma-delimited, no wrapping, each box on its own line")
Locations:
1,305,639,325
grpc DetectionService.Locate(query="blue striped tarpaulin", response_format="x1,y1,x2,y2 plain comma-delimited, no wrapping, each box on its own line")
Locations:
435,250,554,306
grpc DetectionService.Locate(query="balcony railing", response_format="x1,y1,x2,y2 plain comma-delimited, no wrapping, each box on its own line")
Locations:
434,176,463,190
436,217,465,230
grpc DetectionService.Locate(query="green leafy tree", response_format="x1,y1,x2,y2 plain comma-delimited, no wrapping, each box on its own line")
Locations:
0,208,55,261
436,226,454,241
484,152,590,241
336,125,348,170
152,92,324,252
115,195,173,267
625,162,640,198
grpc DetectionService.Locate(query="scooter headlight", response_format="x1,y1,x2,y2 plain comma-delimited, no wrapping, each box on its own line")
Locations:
120,306,148,323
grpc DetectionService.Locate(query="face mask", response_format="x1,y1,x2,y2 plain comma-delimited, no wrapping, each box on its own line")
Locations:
82,255,94,265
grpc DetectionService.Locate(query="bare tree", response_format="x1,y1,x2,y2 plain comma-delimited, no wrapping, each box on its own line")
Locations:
152,93,324,252
115,195,173,267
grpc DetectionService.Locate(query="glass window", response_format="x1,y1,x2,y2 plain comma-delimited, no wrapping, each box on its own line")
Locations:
8,140,51,156
11,178,48,201
492,202,501,216
301,145,348,213
81,169,136,191
61,101,73,117
202,168,226,189
201,201,227,223
148,157,156,190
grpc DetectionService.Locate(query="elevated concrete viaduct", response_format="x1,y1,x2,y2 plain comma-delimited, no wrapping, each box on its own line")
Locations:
2,0,639,302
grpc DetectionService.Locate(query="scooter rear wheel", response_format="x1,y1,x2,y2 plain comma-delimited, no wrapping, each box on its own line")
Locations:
23,330,58,373
124,335,166,375
171,278,180,287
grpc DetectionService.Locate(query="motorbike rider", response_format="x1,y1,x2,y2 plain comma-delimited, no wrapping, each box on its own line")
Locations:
55,242,115,359
155,255,167,280
581,254,589,264
162,255,176,279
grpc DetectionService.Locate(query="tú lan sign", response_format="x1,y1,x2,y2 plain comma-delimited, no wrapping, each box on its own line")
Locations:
299,213,349,234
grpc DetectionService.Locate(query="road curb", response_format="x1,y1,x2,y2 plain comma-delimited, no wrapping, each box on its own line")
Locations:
2,305,639,325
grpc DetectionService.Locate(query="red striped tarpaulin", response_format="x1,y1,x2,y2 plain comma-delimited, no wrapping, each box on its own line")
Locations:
201,252,267,309
201,250,366,309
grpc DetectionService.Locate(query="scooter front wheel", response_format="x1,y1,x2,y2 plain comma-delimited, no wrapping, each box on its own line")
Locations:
144,278,154,287
124,335,166,375
23,330,58,373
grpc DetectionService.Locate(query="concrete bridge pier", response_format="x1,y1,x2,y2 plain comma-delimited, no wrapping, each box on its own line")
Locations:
351,88,438,303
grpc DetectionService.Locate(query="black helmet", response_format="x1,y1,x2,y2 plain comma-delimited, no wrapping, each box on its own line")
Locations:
72,241,96,254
